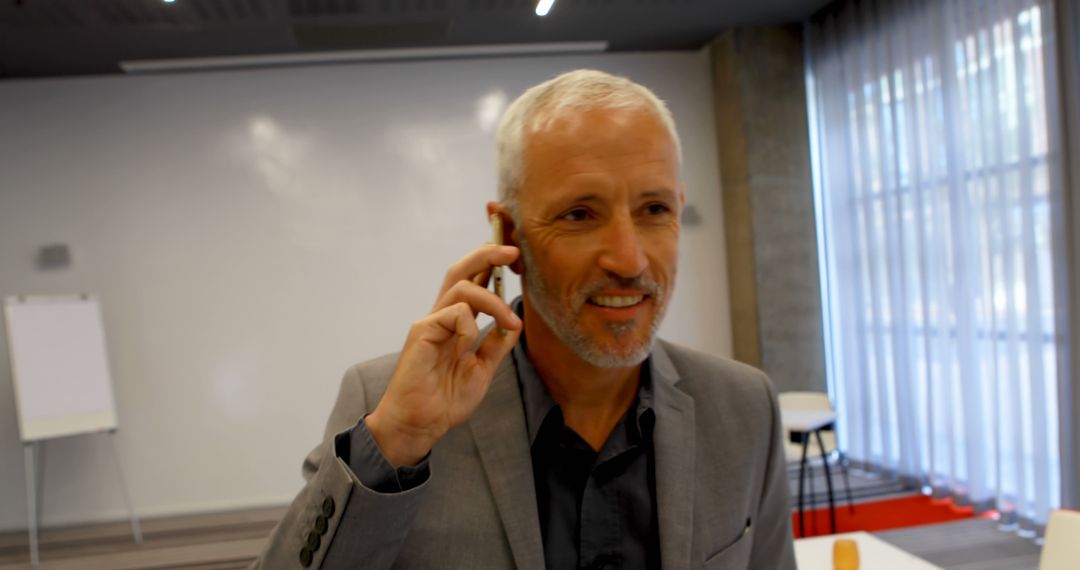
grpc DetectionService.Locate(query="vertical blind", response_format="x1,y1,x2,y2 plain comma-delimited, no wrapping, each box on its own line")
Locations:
806,0,1066,532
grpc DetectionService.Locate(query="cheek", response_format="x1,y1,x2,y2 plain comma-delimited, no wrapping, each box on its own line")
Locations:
546,251,595,289
535,248,606,302
646,237,680,279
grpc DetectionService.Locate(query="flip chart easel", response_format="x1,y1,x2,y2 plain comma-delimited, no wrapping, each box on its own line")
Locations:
2,295,142,567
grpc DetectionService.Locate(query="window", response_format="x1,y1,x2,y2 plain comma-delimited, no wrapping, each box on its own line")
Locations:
806,0,1064,532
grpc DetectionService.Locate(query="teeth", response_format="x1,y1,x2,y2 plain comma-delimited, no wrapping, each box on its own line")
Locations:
590,295,644,308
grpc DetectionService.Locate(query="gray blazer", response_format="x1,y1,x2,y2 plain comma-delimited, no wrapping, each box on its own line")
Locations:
253,340,795,569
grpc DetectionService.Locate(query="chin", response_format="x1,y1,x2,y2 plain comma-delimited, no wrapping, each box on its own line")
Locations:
574,326,655,368
578,346,651,368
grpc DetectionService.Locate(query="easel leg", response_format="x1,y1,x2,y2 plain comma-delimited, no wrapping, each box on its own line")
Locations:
35,441,46,526
24,443,39,568
107,431,143,544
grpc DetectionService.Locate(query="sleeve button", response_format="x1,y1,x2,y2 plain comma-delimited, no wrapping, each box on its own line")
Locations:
299,547,314,567
321,497,336,518
305,530,321,551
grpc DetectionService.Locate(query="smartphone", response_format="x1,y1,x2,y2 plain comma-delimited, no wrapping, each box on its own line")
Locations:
489,213,504,304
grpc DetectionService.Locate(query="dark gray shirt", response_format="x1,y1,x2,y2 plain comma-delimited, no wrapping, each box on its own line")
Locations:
338,298,660,568
513,327,659,570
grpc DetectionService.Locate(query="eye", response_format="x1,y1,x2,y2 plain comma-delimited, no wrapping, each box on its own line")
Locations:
560,208,590,222
644,203,671,216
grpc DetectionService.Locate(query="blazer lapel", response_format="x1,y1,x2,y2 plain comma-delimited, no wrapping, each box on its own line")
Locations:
468,353,545,570
651,341,696,570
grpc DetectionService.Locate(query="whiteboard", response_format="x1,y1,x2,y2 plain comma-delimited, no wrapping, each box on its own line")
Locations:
2,296,118,442
0,51,730,530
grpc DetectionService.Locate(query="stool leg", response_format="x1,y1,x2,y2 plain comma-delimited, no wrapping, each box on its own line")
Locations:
798,434,809,537
809,453,817,534
839,452,855,514
815,430,837,534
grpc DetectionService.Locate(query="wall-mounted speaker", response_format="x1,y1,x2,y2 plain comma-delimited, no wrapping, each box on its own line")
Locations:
36,244,71,269
681,204,703,227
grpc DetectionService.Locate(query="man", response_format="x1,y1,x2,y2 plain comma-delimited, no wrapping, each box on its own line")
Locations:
254,69,795,569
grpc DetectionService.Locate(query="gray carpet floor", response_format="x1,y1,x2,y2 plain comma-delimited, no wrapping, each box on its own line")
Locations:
788,462,916,508
0,469,1044,569
876,518,1042,570
787,464,1045,569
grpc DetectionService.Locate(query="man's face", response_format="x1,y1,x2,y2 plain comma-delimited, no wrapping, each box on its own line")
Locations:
514,106,683,367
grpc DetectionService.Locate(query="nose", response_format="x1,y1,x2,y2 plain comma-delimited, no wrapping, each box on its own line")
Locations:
596,211,648,278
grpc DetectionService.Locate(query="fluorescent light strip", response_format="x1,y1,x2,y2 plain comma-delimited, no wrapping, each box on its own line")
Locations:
536,0,556,16
120,42,608,74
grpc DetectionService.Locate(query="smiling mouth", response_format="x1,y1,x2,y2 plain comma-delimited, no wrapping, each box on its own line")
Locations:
587,295,646,308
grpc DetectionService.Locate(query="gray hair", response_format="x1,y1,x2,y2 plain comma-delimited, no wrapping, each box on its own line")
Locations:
494,69,683,217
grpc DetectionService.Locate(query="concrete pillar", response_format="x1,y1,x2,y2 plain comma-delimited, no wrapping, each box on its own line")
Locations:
710,26,827,394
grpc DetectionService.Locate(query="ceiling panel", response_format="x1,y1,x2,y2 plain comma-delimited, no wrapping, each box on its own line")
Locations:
0,0,832,78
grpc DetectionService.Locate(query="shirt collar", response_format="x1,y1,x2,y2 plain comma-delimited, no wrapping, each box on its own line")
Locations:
508,296,656,447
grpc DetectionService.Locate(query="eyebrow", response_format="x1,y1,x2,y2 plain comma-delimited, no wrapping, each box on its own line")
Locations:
558,193,602,205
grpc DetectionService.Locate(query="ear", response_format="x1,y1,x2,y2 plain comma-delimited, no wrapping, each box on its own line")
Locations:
487,201,524,275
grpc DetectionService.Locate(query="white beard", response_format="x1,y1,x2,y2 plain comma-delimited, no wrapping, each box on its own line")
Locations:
517,234,670,368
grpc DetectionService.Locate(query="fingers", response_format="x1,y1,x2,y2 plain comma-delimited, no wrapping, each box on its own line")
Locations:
440,245,519,298
414,302,480,349
475,323,522,372
471,267,493,289
434,280,521,332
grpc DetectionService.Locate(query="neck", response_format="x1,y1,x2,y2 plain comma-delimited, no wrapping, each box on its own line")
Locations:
522,294,641,450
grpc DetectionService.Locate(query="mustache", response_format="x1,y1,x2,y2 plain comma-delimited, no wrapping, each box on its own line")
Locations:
573,275,664,307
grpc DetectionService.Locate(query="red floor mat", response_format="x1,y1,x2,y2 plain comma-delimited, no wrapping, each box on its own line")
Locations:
792,495,986,538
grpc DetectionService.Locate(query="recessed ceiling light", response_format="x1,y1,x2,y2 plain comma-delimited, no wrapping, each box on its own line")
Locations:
535,0,555,17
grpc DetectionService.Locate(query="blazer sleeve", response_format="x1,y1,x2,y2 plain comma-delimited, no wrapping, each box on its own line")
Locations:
748,376,797,570
251,363,430,570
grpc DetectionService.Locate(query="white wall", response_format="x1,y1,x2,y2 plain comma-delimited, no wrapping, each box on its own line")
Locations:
0,50,731,531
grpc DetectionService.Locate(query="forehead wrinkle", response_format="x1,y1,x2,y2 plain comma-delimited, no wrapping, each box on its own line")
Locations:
530,167,677,203
550,151,678,183
640,188,678,199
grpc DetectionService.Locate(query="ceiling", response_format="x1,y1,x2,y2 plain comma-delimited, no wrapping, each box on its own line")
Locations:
0,0,832,79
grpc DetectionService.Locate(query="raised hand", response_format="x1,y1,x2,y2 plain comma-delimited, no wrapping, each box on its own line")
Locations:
365,245,522,467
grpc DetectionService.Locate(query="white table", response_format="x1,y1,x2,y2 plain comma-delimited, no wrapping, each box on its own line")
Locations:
781,409,839,536
782,410,837,433
794,531,943,569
